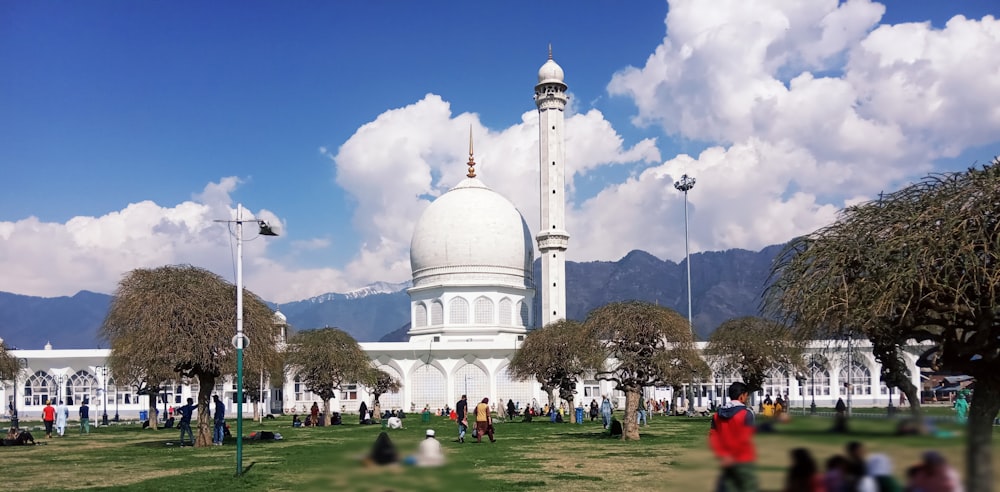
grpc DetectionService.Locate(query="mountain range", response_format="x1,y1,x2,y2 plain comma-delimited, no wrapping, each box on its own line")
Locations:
0,244,784,349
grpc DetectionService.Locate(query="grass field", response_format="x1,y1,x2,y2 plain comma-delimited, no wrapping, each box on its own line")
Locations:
2,412,992,492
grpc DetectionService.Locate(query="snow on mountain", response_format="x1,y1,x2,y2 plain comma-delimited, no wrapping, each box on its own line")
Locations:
305,281,410,303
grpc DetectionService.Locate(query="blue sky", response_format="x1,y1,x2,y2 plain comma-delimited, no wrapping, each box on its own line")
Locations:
3,1,1000,303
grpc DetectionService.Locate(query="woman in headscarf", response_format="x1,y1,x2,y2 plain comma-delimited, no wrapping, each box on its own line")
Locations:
367,431,398,466
475,397,495,443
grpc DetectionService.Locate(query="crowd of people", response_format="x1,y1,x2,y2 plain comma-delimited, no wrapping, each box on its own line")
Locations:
709,381,965,492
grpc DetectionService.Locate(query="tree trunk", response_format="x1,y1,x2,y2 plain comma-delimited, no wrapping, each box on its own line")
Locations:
568,394,576,423
546,389,557,416
322,399,331,427
147,397,158,430
253,401,259,421
622,388,640,441
373,400,381,423
195,374,215,447
966,378,1000,492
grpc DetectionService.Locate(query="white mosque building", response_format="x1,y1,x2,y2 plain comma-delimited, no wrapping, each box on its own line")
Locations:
2,53,921,422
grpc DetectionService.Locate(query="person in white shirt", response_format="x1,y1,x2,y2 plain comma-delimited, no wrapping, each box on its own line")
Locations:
387,415,403,429
414,429,444,467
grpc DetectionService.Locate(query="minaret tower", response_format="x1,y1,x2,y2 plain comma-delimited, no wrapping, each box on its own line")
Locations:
534,46,569,327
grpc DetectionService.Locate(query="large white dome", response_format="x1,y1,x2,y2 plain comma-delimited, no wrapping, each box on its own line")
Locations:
410,177,534,289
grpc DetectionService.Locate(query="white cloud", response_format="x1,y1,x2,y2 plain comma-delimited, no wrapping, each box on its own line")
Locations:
0,179,349,304
7,1,1000,304
589,0,1000,262
329,94,659,286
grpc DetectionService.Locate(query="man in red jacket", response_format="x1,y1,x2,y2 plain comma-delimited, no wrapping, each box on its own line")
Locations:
709,382,757,492
42,400,56,439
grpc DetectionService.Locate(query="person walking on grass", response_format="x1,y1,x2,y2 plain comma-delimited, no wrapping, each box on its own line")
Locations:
600,395,613,429
178,397,196,446
212,395,225,445
456,394,468,443
709,382,758,492
474,397,495,443
42,400,56,439
55,400,68,437
79,400,90,434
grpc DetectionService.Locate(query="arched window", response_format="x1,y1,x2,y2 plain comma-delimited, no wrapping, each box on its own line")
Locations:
498,298,513,325
24,371,54,406
762,369,789,400
373,365,403,411
411,365,446,410
431,301,443,326
453,364,489,402
414,303,427,328
449,297,469,324
474,297,494,324
840,361,872,395
805,360,830,396
68,370,98,406
495,366,534,408
517,301,529,326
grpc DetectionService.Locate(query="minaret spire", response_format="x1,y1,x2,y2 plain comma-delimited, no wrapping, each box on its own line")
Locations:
466,126,477,178
534,48,569,327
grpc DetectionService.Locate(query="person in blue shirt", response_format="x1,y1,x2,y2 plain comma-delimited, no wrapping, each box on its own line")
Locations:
212,395,225,445
178,397,196,446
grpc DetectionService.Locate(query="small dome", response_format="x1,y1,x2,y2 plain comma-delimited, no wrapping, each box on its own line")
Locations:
537,58,565,85
273,310,287,323
410,178,533,289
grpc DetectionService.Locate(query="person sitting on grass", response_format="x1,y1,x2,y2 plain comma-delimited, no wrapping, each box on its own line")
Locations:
404,429,444,467
365,431,399,467
3,427,37,446
292,414,302,427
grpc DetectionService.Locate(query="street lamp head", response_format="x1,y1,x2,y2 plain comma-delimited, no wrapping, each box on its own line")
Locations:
673,174,696,192
257,220,279,236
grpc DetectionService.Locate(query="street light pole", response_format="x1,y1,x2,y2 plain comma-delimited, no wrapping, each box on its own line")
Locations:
12,358,27,429
846,332,853,417
101,366,109,425
810,354,817,415
216,203,278,477
674,174,696,415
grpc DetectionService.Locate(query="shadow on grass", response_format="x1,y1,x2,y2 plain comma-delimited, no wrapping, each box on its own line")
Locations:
130,438,284,449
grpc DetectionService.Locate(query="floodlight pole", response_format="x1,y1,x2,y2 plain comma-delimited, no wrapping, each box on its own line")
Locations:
674,174,696,415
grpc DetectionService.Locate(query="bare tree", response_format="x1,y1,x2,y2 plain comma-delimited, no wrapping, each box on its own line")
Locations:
284,327,370,426
508,319,604,423
705,317,804,395
101,265,282,447
767,160,1000,491
584,301,703,440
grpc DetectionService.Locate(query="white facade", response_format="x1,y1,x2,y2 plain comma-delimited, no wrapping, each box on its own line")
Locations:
2,340,924,420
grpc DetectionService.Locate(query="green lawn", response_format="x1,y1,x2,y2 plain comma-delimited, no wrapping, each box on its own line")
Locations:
2,412,992,491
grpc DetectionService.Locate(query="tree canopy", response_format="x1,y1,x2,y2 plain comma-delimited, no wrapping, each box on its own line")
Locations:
705,317,804,396
508,319,604,423
284,327,370,424
583,301,704,440
766,160,1000,491
0,341,18,382
363,367,401,414
101,265,282,446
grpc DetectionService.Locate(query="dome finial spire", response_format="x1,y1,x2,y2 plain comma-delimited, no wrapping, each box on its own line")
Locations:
466,126,477,178
548,43,553,60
